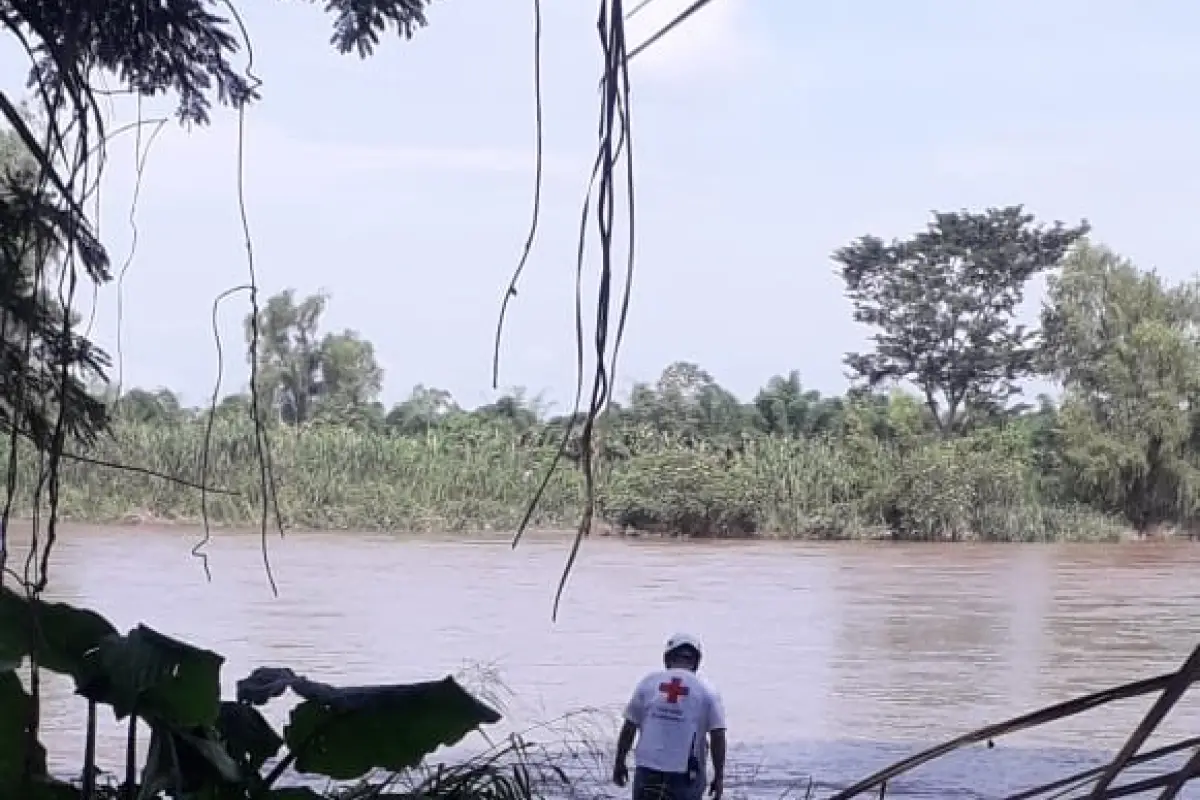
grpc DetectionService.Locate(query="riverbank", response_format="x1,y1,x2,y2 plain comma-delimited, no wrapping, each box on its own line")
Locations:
0,417,1174,542
6,511,1155,543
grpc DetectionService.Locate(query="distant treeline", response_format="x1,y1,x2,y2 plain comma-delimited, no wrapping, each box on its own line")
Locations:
10,208,1200,541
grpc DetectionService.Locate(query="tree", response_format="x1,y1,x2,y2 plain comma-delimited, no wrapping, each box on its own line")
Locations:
213,393,253,420
627,361,746,440
320,329,384,408
0,125,109,451
245,289,384,425
246,290,327,424
834,206,1088,435
474,387,543,433
1042,242,1200,530
386,384,458,434
117,388,185,425
753,371,843,437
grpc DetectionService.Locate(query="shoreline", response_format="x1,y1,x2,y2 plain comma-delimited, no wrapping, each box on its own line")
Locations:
5,418,1191,544
6,512,1193,544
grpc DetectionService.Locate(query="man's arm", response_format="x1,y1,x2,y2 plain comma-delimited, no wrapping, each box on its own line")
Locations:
613,683,646,786
709,728,726,784
706,689,728,798
615,719,638,767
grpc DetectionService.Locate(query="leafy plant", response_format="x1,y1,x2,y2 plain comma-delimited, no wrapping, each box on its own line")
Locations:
0,587,502,799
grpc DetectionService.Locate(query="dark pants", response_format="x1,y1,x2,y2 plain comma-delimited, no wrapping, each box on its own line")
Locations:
633,766,704,800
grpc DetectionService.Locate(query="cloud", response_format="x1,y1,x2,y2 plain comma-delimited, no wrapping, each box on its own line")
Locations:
623,0,759,82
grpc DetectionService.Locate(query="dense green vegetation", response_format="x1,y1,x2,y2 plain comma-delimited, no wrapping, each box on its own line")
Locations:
8,212,1200,541
0,583,545,800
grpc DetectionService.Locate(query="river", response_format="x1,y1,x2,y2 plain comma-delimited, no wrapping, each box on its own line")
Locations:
10,526,1200,798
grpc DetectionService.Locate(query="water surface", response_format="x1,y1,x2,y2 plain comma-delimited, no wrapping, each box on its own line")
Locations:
11,527,1200,798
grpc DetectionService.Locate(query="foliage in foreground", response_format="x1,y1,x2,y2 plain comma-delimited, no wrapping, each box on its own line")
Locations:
0,584,509,799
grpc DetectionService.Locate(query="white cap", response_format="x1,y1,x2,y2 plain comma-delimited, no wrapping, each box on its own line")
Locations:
664,632,703,657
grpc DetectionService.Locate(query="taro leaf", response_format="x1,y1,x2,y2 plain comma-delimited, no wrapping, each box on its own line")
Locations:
283,676,502,780
217,701,284,772
236,666,300,706
174,727,243,790
138,723,179,800
139,723,243,799
0,670,48,790
79,624,224,728
0,586,117,680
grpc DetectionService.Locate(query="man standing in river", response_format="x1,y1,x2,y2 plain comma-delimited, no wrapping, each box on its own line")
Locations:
613,633,727,800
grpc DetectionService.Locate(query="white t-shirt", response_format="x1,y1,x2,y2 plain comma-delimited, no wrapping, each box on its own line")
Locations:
623,668,727,775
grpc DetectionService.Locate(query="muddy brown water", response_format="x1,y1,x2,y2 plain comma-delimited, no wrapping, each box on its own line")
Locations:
8,526,1200,798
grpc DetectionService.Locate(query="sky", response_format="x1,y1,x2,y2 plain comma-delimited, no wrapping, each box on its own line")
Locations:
3,0,1200,413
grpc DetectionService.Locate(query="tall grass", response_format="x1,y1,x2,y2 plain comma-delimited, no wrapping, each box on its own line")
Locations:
1,419,583,531
0,418,1130,540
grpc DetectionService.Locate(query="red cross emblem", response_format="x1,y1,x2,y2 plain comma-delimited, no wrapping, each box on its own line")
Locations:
658,677,690,703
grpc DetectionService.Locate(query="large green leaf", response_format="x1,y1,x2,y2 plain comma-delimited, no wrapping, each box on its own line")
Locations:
280,675,502,780
0,586,117,680
217,701,284,773
138,722,244,799
79,624,224,728
0,670,48,791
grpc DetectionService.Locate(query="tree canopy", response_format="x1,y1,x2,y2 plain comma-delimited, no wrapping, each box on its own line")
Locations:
245,289,384,425
835,206,1089,434
1043,242,1200,529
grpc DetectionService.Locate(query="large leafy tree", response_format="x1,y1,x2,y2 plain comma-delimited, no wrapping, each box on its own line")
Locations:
626,361,747,440
1042,241,1200,530
834,206,1088,435
245,289,384,425
116,388,186,425
752,371,843,437
385,384,459,433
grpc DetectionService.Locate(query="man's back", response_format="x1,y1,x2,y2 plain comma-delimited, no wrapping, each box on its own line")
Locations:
624,667,724,775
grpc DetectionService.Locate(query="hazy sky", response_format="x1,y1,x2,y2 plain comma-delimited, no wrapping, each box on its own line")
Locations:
3,0,1199,412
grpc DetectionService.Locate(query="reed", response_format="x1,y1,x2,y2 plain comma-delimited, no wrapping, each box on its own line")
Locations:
0,418,1130,541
